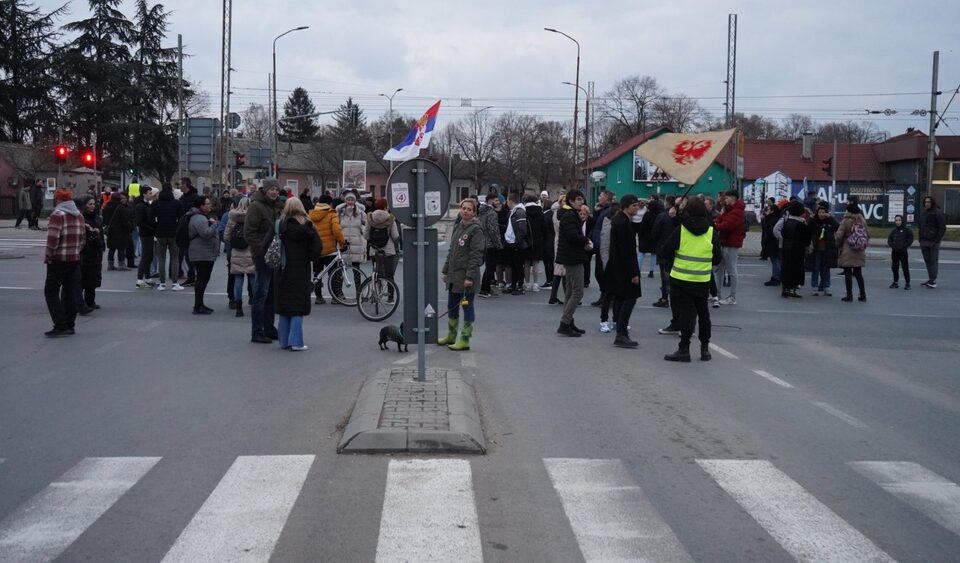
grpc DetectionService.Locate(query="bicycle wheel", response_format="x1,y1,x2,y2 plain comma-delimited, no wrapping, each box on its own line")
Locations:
328,265,366,306
357,276,400,321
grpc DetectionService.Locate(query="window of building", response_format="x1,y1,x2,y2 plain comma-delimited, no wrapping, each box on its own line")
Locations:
458,186,470,201
286,179,298,190
933,162,950,181
952,162,960,182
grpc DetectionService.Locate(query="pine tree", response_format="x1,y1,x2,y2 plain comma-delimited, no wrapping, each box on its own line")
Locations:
0,1,66,143
278,87,319,142
327,97,370,178
57,0,135,166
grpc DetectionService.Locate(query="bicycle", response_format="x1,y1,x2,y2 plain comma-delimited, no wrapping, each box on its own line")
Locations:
313,247,366,306
357,249,400,322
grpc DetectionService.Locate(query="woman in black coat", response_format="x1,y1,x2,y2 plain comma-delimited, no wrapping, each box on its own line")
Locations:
78,196,104,311
760,202,784,285
522,195,546,290
780,201,810,298
605,195,642,347
102,192,133,270
267,198,322,351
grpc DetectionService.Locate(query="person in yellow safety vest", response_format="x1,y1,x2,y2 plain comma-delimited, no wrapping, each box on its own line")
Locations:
658,197,722,362
128,181,141,198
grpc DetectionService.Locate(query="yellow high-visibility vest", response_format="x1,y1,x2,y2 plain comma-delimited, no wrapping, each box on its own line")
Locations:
128,182,141,197
670,226,713,283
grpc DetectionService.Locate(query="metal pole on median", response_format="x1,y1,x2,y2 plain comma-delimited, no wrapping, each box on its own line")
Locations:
415,165,427,382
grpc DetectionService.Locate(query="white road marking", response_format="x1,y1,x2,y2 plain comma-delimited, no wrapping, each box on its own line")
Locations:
752,369,794,389
393,350,432,365
813,401,867,429
139,320,164,332
698,459,895,562
850,461,960,536
376,459,482,563
460,352,477,368
709,343,739,359
544,458,693,562
0,457,161,562
755,309,819,315
162,455,314,563
0,286,31,290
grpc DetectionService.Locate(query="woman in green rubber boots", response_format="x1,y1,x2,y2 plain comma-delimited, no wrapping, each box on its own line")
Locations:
439,198,487,350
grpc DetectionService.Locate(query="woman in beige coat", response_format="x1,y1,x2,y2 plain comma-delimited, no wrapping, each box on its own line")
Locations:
835,202,868,302
225,197,256,316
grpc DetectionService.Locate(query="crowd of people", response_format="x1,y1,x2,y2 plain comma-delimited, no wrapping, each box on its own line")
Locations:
40,179,949,360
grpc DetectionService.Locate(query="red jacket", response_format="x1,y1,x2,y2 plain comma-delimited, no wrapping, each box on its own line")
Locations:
714,198,746,248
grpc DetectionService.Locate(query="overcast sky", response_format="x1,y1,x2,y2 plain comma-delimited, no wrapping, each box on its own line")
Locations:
42,0,960,136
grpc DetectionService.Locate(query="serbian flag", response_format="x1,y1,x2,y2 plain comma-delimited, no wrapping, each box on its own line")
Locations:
635,128,737,185
384,100,442,162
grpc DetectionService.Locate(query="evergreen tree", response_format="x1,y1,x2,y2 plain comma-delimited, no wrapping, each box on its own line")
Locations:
0,1,66,143
278,87,319,142
57,0,135,166
326,97,370,178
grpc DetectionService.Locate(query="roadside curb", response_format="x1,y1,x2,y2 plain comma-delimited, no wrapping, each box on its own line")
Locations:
337,367,485,454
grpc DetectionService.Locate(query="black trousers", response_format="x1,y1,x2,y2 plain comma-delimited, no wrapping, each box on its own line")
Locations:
15,209,29,227
480,248,498,293
843,267,865,297
613,297,636,336
137,235,155,280
659,262,671,301
594,253,605,291
506,245,525,289
891,250,910,284
193,260,214,309
45,261,80,330
670,279,711,349
313,255,335,297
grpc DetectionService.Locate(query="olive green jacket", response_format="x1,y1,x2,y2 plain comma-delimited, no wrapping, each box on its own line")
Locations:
442,220,486,292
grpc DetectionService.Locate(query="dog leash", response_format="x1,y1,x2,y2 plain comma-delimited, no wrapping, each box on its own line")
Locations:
436,292,474,319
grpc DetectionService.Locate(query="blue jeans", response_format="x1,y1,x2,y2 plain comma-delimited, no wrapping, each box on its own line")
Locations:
771,255,781,280
638,252,657,272
251,256,276,337
812,252,831,290
448,291,476,322
234,273,255,303
278,315,304,348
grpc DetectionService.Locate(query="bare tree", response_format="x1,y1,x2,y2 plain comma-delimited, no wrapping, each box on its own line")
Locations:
600,75,664,145
450,110,499,193
780,113,814,139
492,112,538,193
816,120,883,143
730,113,781,139
531,120,571,192
651,94,711,133
240,103,271,143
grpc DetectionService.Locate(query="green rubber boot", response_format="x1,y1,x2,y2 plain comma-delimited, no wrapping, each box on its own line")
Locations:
448,321,473,351
437,317,459,346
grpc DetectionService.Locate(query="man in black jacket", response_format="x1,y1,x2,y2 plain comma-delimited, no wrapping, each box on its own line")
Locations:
606,194,643,348
30,179,45,229
134,187,156,287
478,193,503,298
919,196,947,288
556,189,591,337
504,193,529,294
151,185,184,291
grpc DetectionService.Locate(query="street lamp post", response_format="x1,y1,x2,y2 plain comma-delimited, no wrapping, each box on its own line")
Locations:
272,25,309,178
379,88,403,172
562,81,589,180
545,27,580,187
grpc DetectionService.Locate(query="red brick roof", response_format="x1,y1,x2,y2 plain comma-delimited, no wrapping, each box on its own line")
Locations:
586,128,668,169
743,139,883,182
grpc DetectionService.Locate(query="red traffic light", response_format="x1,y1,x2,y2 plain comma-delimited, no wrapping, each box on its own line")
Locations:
54,145,69,161
81,150,95,166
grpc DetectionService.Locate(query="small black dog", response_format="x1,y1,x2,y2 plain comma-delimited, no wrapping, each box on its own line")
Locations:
379,323,408,352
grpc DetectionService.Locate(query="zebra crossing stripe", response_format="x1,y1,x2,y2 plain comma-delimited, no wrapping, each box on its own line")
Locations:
698,459,895,562
161,455,314,563
0,456,160,563
376,459,482,563
544,458,693,562
850,461,960,536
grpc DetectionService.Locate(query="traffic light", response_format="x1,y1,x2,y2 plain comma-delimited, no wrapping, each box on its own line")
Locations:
127,165,136,175
234,151,246,167
53,145,69,163
821,156,833,177
80,149,95,167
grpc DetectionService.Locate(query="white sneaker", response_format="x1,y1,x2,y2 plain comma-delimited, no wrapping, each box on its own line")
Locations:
156,283,166,291
599,321,612,333
136,280,148,289
172,283,184,291
711,296,720,308
531,283,541,293
719,296,736,305
291,345,309,351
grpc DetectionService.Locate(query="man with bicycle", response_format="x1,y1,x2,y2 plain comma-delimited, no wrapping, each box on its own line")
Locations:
364,199,401,300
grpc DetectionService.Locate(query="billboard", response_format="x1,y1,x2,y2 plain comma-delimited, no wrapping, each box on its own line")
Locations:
632,150,675,183
342,160,367,193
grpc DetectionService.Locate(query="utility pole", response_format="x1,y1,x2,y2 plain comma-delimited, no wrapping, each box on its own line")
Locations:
219,0,232,190
177,34,184,181
724,14,738,127
926,50,940,197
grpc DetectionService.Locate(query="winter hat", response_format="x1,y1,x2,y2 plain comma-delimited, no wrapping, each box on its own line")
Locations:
343,191,357,202
54,188,73,203
540,190,549,199
619,194,639,209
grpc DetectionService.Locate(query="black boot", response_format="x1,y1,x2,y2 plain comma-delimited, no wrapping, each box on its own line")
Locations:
614,333,638,348
557,322,581,337
700,344,712,361
235,302,244,317
569,321,586,334
664,346,691,362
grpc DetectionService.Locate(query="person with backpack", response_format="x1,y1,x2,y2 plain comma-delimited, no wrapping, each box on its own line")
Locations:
364,198,401,298
836,202,869,302
225,197,255,316
504,193,529,295
887,214,914,289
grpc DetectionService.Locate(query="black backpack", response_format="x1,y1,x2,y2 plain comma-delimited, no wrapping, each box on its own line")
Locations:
368,223,390,249
175,214,192,249
230,220,248,249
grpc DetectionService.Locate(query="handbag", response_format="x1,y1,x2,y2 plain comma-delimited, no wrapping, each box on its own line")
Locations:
264,219,284,269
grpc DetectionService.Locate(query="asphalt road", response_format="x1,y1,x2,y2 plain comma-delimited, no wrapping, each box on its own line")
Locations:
1,227,958,562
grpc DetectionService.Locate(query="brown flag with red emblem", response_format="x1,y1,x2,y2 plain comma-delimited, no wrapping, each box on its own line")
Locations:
634,128,737,185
